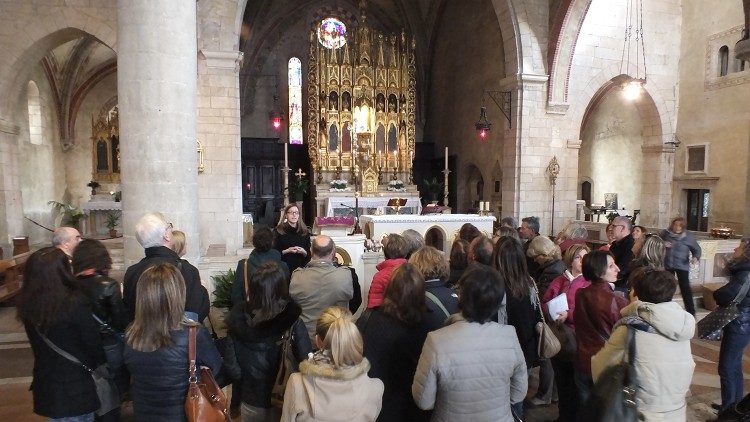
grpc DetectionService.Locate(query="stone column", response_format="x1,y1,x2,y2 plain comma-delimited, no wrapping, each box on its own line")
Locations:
196,50,243,255
117,0,199,265
641,145,675,228
0,119,23,253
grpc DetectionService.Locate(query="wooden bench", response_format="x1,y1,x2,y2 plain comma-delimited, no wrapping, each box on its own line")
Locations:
0,251,32,303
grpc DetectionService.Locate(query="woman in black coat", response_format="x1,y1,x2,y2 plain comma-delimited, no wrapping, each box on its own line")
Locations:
224,261,312,421
274,203,311,275
358,263,430,422
124,264,222,422
73,239,127,332
18,247,106,421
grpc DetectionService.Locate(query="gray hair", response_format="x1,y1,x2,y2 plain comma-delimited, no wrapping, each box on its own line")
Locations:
52,227,75,246
521,216,540,235
401,229,424,258
559,222,588,240
500,216,518,229
135,212,170,248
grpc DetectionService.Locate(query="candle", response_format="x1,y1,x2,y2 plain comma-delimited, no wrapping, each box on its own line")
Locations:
284,142,289,169
479,202,485,212
444,147,448,170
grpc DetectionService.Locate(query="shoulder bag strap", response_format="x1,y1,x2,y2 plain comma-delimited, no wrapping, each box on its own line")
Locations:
425,291,450,318
532,283,546,324
731,273,750,305
35,327,93,373
623,327,637,405
243,258,250,302
188,325,197,382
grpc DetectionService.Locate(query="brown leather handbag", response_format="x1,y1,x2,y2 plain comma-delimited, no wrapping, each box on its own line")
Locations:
185,325,229,422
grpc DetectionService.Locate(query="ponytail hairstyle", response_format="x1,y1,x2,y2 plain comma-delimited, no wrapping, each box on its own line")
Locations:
315,306,363,367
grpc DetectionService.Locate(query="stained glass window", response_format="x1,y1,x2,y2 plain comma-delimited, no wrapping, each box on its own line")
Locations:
288,58,303,144
318,18,347,50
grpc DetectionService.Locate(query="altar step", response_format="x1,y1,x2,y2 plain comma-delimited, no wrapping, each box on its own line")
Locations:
100,238,125,282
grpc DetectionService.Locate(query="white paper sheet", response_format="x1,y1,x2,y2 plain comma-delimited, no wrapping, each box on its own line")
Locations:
546,292,569,319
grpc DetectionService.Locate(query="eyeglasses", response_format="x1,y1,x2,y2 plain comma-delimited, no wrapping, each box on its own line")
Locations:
165,222,173,232
613,224,627,230
287,210,300,215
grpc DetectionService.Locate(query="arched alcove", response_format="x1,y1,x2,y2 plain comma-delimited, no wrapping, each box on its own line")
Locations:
425,226,446,252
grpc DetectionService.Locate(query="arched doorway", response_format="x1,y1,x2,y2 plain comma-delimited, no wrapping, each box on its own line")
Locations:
464,164,484,213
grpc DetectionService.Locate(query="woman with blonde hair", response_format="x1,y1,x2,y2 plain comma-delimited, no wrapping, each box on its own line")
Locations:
409,246,459,331
124,264,222,421
630,234,666,272
171,230,187,257
282,307,384,421
275,203,311,274
556,222,588,254
660,216,701,316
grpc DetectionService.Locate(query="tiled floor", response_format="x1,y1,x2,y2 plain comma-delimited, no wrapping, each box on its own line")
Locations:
0,304,740,421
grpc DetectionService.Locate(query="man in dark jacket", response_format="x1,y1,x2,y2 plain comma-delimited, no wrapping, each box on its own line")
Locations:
608,216,635,291
123,212,210,322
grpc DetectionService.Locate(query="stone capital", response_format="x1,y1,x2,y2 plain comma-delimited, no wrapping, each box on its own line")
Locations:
547,102,570,115
566,139,582,149
641,144,676,154
499,73,549,91
0,118,19,135
198,50,244,72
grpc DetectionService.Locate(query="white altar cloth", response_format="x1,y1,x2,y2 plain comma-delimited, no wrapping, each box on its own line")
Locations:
325,195,421,216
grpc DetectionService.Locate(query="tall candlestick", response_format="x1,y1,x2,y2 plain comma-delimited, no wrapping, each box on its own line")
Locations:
444,146,448,170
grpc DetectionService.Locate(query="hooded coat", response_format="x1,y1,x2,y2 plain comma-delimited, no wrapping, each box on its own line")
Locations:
592,301,696,421
280,355,384,422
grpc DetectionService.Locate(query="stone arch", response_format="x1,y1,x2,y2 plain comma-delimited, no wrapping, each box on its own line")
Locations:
547,0,593,108
575,73,673,227
424,225,447,253
0,15,116,121
489,0,540,76
568,63,674,145
464,164,485,212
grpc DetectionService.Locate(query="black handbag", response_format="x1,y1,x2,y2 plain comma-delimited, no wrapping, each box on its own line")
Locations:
579,327,638,422
697,274,750,341
36,328,120,417
91,314,125,370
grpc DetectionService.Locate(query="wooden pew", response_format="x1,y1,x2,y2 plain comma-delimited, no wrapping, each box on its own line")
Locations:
0,251,32,303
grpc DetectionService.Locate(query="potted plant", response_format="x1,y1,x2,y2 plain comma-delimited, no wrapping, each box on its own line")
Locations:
105,211,120,238
423,177,444,204
87,180,101,196
48,200,86,230
209,269,236,337
287,177,309,202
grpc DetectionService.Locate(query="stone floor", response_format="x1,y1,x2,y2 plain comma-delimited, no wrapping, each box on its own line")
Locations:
0,304,741,421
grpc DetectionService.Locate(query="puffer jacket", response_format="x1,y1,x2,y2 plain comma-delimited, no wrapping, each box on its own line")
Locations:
660,229,701,271
124,325,222,422
714,261,750,331
367,258,407,308
281,354,384,422
78,273,128,331
412,315,528,421
225,301,312,408
592,301,695,421
231,250,289,307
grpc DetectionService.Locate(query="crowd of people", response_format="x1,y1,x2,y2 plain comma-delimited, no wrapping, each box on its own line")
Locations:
16,205,750,422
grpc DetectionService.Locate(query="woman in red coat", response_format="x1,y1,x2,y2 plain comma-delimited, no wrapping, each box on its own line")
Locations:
573,250,628,406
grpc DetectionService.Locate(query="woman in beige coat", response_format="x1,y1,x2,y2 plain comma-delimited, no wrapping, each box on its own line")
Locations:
592,268,695,421
281,307,384,422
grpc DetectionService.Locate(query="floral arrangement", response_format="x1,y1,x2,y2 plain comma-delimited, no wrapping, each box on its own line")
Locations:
329,179,351,192
316,216,356,226
387,179,406,192
364,238,383,252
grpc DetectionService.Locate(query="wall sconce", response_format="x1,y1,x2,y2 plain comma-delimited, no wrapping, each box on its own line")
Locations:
474,90,512,139
197,140,205,173
665,134,681,148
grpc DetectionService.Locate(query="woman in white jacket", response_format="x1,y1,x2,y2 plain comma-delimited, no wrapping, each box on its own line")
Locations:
592,268,695,421
412,265,528,421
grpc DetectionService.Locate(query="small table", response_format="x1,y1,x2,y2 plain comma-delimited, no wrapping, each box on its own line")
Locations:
81,201,121,236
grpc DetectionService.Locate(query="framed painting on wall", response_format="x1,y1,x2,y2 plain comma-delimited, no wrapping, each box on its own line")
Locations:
604,193,618,210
